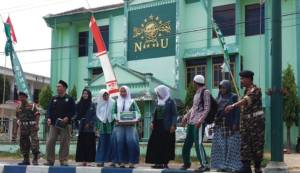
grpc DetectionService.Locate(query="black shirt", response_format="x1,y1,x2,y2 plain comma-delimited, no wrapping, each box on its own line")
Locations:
48,94,75,125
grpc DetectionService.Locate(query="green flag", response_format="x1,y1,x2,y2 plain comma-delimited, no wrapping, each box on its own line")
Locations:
212,19,231,72
4,23,12,56
3,22,33,101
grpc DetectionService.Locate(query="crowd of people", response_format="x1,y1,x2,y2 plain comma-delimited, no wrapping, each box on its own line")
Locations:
15,70,264,173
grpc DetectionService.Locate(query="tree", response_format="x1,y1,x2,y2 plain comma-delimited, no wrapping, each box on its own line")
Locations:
0,74,11,103
70,85,77,100
184,82,197,113
282,64,299,153
38,85,52,110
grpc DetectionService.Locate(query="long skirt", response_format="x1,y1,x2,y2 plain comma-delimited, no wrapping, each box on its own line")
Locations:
145,120,175,164
210,128,242,171
75,132,96,162
95,133,112,163
111,126,140,164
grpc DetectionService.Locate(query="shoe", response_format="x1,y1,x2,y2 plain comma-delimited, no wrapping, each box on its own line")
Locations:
80,162,87,166
60,162,69,166
109,163,116,167
96,163,104,167
129,163,135,169
32,153,39,165
255,169,263,173
18,154,30,165
44,162,54,166
196,166,210,172
216,168,226,172
255,160,263,173
180,163,191,170
119,163,126,168
151,164,159,169
18,160,30,165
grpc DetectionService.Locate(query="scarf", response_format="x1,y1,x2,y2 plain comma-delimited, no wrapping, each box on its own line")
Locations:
96,89,114,123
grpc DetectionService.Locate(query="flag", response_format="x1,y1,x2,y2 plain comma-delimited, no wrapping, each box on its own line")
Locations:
89,16,119,96
4,23,12,56
212,18,231,71
6,16,17,44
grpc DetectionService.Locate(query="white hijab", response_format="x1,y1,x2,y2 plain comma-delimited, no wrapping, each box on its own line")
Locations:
155,85,170,106
117,86,133,113
96,89,114,123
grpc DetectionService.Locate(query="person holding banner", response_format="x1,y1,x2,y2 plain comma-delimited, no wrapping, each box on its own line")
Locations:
145,85,177,169
75,89,96,166
111,86,141,168
95,89,115,167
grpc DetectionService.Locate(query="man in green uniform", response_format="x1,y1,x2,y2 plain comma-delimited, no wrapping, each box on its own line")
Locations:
16,92,40,165
225,70,264,173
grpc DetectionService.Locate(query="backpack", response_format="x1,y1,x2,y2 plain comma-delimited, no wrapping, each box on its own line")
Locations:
199,89,218,124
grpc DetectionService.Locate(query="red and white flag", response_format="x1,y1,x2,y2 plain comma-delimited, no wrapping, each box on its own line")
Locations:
89,16,119,96
6,16,17,44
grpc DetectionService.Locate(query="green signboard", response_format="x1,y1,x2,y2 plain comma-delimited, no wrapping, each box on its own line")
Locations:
128,2,176,61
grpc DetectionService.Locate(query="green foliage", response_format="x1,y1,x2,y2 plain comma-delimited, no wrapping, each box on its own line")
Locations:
184,82,197,113
282,64,300,151
38,85,52,110
70,85,77,100
0,74,11,103
136,100,145,118
282,64,299,128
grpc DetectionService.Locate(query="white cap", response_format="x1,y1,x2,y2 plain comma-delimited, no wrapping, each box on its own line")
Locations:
193,75,205,84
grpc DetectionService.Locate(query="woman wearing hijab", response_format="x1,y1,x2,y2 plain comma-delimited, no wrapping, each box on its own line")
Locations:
145,85,177,169
95,89,115,167
75,88,96,166
111,86,141,168
210,80,242,172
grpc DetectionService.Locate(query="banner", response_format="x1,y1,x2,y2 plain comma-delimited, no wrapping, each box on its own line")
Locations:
3,23,32,101
90,16,119,96
127,2,176,60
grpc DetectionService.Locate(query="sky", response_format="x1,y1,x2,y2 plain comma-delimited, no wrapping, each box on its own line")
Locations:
0,0,123,77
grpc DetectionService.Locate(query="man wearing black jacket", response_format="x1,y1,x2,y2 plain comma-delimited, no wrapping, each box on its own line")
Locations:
44,80,75,166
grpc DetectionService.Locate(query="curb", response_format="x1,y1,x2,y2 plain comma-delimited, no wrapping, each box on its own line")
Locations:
0,164,194,173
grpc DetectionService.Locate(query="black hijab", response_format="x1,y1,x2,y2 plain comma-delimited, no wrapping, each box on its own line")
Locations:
76,88,92,117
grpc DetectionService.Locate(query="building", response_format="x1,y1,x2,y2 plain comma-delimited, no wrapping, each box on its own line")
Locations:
0,66,50,142
0,66,50,103
44,0,300,149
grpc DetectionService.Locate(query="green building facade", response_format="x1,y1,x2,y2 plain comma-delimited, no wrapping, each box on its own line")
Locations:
44,0,300,149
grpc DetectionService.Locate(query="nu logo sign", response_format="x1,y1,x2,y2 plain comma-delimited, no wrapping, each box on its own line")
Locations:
128,2,176,61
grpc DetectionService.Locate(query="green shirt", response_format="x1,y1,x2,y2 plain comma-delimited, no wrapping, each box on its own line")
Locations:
97,121,114,134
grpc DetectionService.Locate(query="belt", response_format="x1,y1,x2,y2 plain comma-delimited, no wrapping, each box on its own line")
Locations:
244,110,264,118
21,121,36,125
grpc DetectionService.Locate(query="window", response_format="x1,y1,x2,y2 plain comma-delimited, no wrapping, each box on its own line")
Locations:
213,4,235,37
78,31,88,57
212,56,235,88
186,59,207,86
93,25,109,53
245,3,265,36
91,67,103,79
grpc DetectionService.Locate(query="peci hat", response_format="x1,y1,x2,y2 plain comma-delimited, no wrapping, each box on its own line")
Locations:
58,80,68,88
193,75,205,84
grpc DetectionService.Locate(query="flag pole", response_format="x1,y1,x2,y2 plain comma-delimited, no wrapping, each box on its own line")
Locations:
1,13,6,132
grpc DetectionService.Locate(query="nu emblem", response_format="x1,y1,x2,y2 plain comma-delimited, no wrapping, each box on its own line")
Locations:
133,15,171,52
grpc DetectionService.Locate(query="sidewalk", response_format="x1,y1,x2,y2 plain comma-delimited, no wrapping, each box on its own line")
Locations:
284,154,300,172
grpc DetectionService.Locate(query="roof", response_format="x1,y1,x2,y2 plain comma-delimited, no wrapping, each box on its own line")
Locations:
44,3,124,18
0,66,50,84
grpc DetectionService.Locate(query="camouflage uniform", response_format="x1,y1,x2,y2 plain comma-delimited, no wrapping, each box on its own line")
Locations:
240,85,264,166
16,102,40,164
